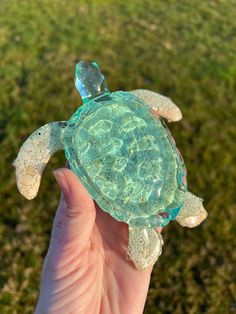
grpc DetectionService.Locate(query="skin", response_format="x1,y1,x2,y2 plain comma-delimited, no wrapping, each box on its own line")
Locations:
35,168,161,314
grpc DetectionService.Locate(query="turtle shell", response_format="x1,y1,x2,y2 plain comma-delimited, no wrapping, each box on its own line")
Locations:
62,91,187,227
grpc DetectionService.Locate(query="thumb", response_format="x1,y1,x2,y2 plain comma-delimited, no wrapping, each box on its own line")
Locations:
49,168,96,252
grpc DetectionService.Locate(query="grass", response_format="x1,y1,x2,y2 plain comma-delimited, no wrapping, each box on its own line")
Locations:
0,0,236,313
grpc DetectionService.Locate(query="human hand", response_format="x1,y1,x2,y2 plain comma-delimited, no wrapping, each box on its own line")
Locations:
35,168,157,314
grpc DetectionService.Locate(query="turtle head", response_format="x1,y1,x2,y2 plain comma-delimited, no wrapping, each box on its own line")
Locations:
74,61,110,103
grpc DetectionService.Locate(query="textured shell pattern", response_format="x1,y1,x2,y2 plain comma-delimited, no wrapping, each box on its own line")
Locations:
62,91,187,228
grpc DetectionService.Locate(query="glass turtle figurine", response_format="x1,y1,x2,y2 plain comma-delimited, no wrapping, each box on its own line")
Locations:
13,61,207,271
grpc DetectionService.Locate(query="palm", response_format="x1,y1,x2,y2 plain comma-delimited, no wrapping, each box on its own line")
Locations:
36,169,152,314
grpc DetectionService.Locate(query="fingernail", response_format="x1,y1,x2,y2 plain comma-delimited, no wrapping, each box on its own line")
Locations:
53,170,70,194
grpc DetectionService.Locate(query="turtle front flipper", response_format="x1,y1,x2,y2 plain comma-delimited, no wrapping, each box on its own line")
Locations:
13,121,67,200
131,89,182,122
176,192,208,228
127,226,164,272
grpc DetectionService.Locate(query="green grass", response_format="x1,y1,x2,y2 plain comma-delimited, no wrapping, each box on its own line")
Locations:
0,0,236,313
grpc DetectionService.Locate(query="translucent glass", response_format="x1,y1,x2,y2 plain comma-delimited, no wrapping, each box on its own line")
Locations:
62,62,187,227
74,61,109,102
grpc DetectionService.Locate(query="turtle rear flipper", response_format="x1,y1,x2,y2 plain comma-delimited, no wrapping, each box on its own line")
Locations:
13,121,66,200
176,192,208,228
127,226,163,272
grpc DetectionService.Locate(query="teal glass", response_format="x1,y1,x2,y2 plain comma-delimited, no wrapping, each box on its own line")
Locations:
62,61,187,227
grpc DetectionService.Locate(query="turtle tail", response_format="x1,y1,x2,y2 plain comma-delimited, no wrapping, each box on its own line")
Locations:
127,226,164,272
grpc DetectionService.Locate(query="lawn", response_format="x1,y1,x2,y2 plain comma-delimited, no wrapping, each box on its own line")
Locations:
0,0,236,313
